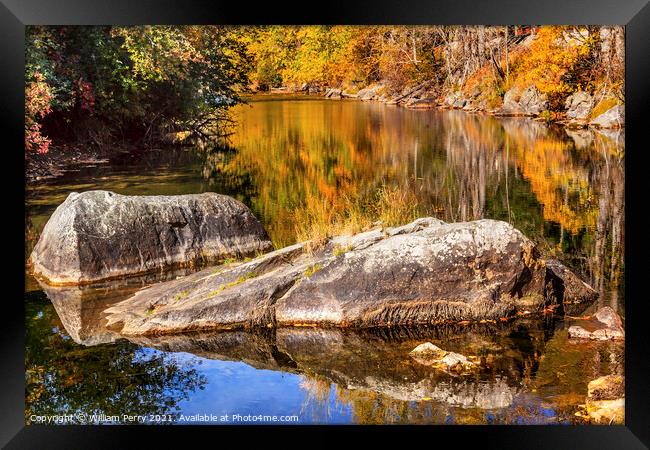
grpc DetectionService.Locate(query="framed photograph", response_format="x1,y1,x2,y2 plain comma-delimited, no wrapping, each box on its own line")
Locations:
3,0,648,447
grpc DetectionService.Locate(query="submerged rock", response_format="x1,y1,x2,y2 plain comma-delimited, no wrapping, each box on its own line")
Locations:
410,342,447,359
104,217,597,336
588,374,624,400
30,190,273,285
594,306,623,329
440,352,476,372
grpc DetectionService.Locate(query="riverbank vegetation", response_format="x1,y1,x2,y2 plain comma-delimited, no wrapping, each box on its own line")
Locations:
25,25,624,160
25,26,249,155
244,25,624,110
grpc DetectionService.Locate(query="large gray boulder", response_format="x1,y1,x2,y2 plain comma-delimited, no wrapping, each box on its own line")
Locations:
568,306,624,341
30,190,273,285
565,91,594,120
518,85,549,115
499,86,523,114
104,217,597,336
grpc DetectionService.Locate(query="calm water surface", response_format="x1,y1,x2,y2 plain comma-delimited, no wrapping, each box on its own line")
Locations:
25,96,625,424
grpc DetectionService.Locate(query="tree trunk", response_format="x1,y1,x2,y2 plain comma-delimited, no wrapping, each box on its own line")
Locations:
478,26,486,66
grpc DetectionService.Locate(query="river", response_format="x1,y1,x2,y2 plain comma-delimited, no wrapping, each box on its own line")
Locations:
24,95,625,424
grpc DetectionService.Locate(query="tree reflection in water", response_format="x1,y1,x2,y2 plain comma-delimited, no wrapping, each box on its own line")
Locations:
204,99,623,312
24,99,624,425
25,292,207,424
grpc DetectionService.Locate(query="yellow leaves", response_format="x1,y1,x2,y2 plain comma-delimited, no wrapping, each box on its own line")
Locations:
113,26,203,83
506,26,592,109
503,133,598,235
589,97,621,120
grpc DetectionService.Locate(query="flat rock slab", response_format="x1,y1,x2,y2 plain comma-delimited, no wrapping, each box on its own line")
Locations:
30,190,273,285
104,218,597,336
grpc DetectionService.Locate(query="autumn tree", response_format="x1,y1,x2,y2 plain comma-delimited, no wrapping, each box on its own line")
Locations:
25,25,250,153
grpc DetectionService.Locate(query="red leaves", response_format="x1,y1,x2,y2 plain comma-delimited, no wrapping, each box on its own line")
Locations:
25,71,53,153
76,78,95,112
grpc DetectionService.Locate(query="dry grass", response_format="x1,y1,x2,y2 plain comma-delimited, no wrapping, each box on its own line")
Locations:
294,184,422,251
173,290,190,301
332,244,354,257
205,271,257,299
304,263,323,277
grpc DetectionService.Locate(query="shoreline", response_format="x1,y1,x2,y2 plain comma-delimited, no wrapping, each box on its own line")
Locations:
256,87,625,131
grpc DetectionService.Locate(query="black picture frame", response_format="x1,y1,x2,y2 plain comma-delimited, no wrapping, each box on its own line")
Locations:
3,1,648,448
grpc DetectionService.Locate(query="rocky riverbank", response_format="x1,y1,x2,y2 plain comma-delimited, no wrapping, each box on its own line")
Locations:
25,145,110,183
297,82,624,130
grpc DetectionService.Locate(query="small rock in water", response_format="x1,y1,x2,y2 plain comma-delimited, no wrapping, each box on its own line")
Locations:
591,328,625,340
409,342,447,359
567,325,593,339
588,374,624,400
594,306,623,330
583,375,625,424
409,342,477,373
441,352,475,372
568,306,624,341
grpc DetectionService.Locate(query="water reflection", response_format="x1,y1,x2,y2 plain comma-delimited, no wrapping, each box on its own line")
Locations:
215,98,624,309
25,292,208,424
31,286,622,424
26,263,623,425
25,98,625,424
35,268,196,346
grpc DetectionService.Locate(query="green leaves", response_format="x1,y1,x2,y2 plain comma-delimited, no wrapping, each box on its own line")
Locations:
25,25,250,152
